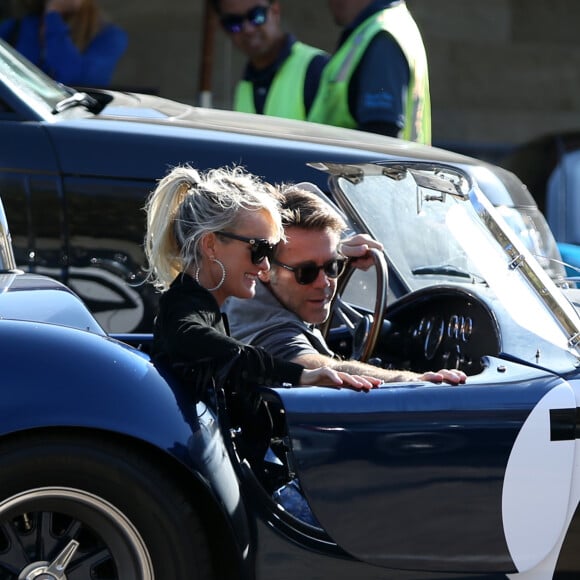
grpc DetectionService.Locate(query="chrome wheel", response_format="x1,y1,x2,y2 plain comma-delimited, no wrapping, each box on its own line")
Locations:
0,487,153,580
0,435,214,580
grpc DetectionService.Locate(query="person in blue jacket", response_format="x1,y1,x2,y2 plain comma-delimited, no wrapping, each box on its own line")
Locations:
0,0,127,87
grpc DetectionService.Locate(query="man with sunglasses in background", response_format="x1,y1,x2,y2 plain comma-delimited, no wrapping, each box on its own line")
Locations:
224,184,465,385
211,0,329,120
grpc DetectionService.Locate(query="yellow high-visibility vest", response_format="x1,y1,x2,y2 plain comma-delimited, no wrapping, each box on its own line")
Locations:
308,3,431,144
234,41,327,121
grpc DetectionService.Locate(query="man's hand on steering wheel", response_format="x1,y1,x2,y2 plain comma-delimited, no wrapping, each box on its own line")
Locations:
339,234,384,271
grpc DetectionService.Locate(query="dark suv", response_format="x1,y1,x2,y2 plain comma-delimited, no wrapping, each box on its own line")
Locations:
0,40,564,332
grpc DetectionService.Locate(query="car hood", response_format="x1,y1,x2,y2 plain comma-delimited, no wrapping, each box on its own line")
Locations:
47,90,530,210
96,90,458,161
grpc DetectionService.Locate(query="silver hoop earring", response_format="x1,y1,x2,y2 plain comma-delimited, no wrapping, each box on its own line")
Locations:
195,258,226,292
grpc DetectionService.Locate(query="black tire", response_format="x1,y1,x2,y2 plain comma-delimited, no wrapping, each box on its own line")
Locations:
0,434,214,580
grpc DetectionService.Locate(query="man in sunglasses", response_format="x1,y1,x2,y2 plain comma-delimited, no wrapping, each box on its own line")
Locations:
211,0,328,120
224,184,466,385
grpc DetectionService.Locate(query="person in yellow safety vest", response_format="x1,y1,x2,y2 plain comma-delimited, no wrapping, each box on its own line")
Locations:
308,0,431,145
211,0,329,121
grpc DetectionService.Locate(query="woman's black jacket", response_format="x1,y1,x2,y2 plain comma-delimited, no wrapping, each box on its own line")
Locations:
151,273,304,395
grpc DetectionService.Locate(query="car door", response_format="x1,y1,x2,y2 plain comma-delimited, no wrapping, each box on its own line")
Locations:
271,359,577,575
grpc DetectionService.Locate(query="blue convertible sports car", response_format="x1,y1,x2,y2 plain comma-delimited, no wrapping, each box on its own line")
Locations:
0,159,580,579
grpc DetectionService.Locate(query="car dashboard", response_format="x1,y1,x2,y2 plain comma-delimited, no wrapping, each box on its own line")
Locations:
329,286,501,376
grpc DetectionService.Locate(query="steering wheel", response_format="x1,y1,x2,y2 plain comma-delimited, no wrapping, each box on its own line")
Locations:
320,248,388,362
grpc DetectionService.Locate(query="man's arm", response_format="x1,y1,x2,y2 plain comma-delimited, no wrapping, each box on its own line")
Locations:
293,352,466,385
349,32,410,136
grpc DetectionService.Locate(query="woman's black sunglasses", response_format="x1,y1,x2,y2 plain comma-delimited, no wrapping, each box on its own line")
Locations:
220,5,269,34
272,257,347,285
217,231,277,265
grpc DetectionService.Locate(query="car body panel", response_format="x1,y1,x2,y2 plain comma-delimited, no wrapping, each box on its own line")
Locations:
269,360,575,574
0,271,104,333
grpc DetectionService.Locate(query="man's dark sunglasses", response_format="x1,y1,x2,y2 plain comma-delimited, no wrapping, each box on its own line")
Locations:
272,257,347,285
217,230,277,264
220,5,269,34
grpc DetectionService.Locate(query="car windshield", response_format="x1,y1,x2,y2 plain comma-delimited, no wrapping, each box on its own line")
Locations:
328,162,580,359
0,39,71,116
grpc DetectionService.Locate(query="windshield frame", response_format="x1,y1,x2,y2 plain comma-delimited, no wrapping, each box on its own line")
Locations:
322,161,580,360
0,39,87,121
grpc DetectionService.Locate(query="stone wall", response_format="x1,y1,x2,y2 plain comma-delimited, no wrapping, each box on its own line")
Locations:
101,0,580,149
410,0,580,147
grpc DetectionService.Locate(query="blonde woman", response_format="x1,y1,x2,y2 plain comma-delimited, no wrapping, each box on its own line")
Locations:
1,0,127,86
144,164,381,395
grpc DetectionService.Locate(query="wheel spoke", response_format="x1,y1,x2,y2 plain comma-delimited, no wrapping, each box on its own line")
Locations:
38,511,56,559
0,516,34,573
45,539,79,578
67,545,114,579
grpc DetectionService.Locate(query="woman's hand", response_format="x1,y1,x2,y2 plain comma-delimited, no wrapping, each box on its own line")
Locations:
300,367,381,392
